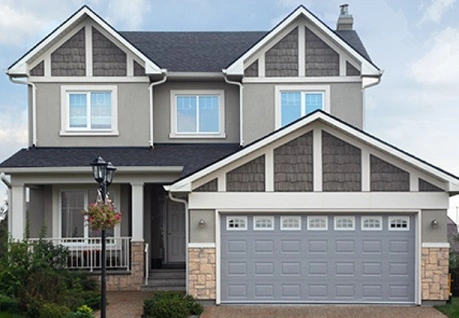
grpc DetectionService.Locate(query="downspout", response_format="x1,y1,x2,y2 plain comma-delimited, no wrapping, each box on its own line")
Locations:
167,191,189,294
148,71,168,148
223,71,244,146
1,173,12,237
361,72,383,131
9,76,37,147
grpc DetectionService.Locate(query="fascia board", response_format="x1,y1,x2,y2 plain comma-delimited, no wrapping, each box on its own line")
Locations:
8,7,163,76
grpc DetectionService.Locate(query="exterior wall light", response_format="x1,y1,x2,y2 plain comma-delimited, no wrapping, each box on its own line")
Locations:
198,219,206,228
431,219,439,228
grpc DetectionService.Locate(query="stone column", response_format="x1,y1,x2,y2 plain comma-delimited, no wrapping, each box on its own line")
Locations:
188,247,216,300
421,247,449,301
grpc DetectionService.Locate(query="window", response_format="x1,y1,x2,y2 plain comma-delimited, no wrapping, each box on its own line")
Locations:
61,85,118,135
307,216,328,230
361,217,382,231
61,190,118,240
253,216,274,230
227,216,247,230
334,216,355,231
275,85,330,128
170,90,225,138
389,216,409,231
281,216,301,230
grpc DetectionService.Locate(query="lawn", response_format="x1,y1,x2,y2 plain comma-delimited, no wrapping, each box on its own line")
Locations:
0,313,23,318
435,297,459,317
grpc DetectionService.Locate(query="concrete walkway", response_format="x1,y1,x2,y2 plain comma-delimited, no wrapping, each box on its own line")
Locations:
97,291,448,318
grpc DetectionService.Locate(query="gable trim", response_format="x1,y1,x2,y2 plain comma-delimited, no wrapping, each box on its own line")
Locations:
168,111,459,193
224,5,380,77
7,6,164,77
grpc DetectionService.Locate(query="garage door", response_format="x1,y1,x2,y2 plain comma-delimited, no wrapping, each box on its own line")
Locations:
220,214,415,303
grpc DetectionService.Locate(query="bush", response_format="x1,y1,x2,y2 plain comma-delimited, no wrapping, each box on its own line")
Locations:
0,293,18,312
38,303,71,318
65,304,94,318
143,292,203,318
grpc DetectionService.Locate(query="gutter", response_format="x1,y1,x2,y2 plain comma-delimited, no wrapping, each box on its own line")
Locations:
222,71,244,146
1,173,11,189
167,192,189,295
361,71,384,130
148,70,168,148
9,76,37,146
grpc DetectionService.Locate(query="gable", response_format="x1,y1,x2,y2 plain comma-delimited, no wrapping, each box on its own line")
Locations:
7,6,162,77
225,6,380,80
169,112,459,193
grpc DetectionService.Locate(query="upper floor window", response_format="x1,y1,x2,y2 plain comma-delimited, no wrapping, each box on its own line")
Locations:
61,85,118,135
170,90,225,138
275,85,330,128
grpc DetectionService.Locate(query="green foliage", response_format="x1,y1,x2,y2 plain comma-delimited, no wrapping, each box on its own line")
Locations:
0,294,18,312
143,292,203,318
38,303,71,318
65,304,94,318
435,297,459,317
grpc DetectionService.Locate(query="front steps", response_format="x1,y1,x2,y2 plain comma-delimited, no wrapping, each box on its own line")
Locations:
142,268,186,292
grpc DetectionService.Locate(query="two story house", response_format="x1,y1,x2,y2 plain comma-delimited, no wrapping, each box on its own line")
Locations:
1,4,458,305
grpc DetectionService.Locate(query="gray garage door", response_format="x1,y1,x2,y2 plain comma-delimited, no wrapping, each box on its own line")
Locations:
221,214,415,303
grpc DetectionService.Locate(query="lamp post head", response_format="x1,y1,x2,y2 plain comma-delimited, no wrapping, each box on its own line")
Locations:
106,161,117,186
91,156,107,184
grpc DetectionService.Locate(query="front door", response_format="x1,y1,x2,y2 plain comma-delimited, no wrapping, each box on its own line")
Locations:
166,201,185,263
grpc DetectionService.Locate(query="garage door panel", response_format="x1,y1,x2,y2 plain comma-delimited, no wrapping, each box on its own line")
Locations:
221,214,415,303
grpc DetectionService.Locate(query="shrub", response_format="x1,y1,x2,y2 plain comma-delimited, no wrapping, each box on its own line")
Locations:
143,292,203,318
0,293,18,312
65,304,94,318
38,303,71,318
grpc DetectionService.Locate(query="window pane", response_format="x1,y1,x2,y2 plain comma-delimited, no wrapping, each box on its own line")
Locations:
305,93,323,114
281,92,301,126
177,96,197,132
69,93,87,128
91,92,112,129
62,192,85,238
198,96,219,133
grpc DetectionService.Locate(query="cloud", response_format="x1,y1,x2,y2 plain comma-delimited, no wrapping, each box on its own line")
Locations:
407,27,459,87
105,0,152,30
421,0,456,24
0,2,50,46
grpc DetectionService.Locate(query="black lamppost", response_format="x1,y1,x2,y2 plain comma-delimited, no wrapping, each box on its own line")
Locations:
91,156,116,318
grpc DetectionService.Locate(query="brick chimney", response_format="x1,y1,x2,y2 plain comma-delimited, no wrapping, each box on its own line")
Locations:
336,4,354,30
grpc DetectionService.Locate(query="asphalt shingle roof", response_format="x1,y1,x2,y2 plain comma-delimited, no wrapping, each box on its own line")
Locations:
0,144,240,177
120,30,371,72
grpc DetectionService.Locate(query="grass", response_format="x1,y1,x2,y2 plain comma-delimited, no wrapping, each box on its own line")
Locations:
0,313,23,318
435,297,459,317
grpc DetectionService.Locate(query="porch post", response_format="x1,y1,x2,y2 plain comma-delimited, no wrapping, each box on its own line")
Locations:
10,184,26,240
131,182,144,242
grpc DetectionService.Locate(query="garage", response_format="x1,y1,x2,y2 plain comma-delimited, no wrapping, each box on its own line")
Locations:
220,214,415,303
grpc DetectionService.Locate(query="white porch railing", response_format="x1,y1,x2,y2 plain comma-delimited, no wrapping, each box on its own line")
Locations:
29,237,131,272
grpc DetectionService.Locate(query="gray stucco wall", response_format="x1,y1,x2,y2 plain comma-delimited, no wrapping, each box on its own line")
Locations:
190,210,215,243
422,209,447,243
28,185,52,239
153,81,240,143
35,82,150,147
242,82,363,144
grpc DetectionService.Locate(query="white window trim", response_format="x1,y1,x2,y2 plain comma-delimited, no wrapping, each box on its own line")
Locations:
307,216,328,231
275,85,330,129
280,216,301,231
170,89,225,138
60,85,119,136
253,216,274,231
388,216,410,231
334,216,355,231
361,216,383,231
58,188,121,247
226,216,247,231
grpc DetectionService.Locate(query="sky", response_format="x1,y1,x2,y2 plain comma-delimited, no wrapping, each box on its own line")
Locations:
0,0,459,215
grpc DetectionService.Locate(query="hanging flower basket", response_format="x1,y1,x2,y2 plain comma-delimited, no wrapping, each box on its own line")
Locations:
83,193,122,231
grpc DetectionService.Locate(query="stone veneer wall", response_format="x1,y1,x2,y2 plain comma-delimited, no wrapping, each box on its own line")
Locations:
188,248,216,300
102,241,144,291
421,247,449,301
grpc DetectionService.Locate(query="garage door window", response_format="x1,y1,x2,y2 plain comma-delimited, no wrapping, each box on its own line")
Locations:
334,216,355,230
389,216,409,231
361,216,382,231
227,216,247,230
307,216,328,230
253,216,274,230
281,216,301,230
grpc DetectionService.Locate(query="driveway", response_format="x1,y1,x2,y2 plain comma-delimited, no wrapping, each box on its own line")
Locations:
99,291,447,318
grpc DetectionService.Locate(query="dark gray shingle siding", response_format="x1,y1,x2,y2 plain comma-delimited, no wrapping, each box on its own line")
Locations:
266,27,298,77
370,155,409,191
346,61,360,76
226,155,265,192
244,60,258,77
419,178,443,192
92,28,126,76
305,27,339,77
30,61,44,76
195,178,218,192
51,27,85,76
134,61,145,76
274,132,313,191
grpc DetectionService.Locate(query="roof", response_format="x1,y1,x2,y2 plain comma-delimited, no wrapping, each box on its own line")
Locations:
0,144,240,177
169,110,459,192
120,30,371,73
